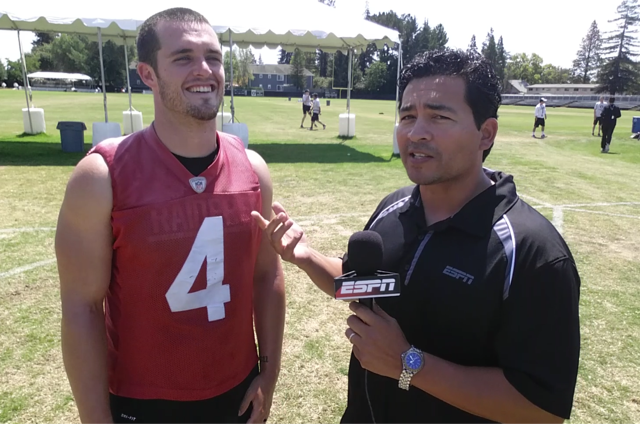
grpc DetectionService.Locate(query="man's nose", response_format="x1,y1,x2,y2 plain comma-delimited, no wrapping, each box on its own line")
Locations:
408,116,433,142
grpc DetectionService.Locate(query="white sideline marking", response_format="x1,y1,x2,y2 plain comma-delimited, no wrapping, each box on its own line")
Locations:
563,207,640,220
0,259,56,280
0,227,55,234
552,207,564,235
558,201,640,208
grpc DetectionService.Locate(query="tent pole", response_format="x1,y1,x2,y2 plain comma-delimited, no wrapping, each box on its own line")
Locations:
394,38,402,124
346,48,352,137
347,48,352,115
17,30,33,134
229,29,235,124
98,28,108,122
123,37,134,132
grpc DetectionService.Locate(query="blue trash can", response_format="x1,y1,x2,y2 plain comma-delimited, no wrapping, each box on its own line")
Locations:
56,121,87,153
633,116,640,133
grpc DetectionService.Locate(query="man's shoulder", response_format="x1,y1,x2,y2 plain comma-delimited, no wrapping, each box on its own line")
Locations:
378,185,414,209
505,199,575,269
364,186,415,229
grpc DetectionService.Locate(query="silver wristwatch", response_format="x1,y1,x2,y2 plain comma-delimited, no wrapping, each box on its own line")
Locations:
398,346,424,390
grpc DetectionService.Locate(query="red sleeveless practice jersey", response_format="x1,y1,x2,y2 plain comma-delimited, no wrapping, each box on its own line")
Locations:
89,125,261,401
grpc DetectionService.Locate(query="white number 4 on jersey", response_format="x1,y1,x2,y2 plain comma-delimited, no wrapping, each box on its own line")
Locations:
165,216,230,321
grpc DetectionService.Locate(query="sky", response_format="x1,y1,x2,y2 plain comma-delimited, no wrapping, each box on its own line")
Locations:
0,0,620,70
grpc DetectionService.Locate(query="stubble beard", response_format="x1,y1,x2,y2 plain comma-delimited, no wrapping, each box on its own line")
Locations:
158,76,221,121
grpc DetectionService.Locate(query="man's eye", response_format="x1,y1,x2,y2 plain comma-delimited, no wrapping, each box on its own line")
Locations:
400,115,415,121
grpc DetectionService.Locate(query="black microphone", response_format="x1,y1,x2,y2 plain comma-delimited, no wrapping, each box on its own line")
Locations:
334,230,401,309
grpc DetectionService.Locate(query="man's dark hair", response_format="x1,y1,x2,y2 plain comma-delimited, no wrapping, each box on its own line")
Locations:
609,97,615,103
137,8,210,72
398,49,501,161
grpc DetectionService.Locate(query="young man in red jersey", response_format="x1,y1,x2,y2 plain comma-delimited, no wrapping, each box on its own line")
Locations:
56,8,285,424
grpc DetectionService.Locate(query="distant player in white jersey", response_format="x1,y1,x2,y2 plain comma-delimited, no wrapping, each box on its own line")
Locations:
301,89,312,128
310,93,326,131
593,96,607,136
532,97,547,139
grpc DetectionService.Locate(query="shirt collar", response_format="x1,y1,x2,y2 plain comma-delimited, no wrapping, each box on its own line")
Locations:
400,168,519,237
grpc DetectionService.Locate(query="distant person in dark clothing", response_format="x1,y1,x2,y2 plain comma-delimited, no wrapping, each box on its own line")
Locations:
600,97,622,153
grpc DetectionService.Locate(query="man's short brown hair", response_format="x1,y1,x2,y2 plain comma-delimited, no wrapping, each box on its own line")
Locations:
136,8,210,72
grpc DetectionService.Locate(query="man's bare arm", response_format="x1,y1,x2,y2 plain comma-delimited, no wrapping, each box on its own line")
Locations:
251,202,343,298
56,153,113,423
246,149,286,382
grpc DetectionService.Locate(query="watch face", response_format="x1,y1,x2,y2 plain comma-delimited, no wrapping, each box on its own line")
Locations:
405,351,423,371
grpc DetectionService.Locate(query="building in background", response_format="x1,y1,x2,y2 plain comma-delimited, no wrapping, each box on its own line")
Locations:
249,64,313,93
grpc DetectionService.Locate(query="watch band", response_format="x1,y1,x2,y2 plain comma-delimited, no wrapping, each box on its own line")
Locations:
398,368,414,390
398,346,424,390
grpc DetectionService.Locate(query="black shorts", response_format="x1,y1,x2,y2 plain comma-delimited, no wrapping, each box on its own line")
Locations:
594,116,602,125
110,364,259,423
534,117,545,128
311,112,319,122
303,105,311,114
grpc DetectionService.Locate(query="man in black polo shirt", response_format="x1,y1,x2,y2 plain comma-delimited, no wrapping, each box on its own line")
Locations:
253,49,581,423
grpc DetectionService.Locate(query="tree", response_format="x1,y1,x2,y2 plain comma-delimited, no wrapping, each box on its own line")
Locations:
224,51,239,85
290,48,307,90
86,40,133,90
32,32,55,48
317,49,330,77
318,0,336,6
496,36,508,87
0,60,7,83
304,51,318,76
540,64,571,84
481,28,498,69
258,54,264,65
278,48,292,64
597,0,640,94
5,59,27,86
236,49,255,88
358,43,377,74
505,52,544,84
363,61,387,92
364,1,371,18
469,35,478,52
429,24,448,50
572,21,603,83
49,34,89,73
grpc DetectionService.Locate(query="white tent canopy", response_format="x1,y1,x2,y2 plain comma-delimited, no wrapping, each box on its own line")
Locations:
0,0,398,51
1,0,400,138
27,71,93,81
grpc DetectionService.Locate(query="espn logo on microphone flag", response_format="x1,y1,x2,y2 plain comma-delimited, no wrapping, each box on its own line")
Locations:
334,271,401,300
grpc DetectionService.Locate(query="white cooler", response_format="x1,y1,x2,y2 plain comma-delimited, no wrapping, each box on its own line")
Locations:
217,112,232,130
123,111,144,135
92,122,122,146
222,123,249,148
339,113,356,137
22,108,46,134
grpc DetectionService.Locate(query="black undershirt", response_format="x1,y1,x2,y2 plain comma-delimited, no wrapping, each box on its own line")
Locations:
173,146,219,176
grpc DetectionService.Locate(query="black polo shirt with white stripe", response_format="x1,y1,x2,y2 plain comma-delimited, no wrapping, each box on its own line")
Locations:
341,169,581,424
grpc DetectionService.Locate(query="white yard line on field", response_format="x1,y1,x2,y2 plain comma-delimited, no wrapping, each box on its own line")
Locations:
0,227,55,234
0,259,56,280
563,207,640,220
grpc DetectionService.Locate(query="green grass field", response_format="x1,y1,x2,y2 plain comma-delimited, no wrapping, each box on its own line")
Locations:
1,89,639,423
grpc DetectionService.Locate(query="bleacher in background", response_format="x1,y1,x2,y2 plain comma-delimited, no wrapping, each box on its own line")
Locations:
502,94,640,110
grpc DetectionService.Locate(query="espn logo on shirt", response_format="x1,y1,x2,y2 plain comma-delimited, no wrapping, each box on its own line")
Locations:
334,271,401,300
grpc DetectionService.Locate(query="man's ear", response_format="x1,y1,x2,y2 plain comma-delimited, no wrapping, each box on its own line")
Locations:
479,118,498,152
137,62,158,91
